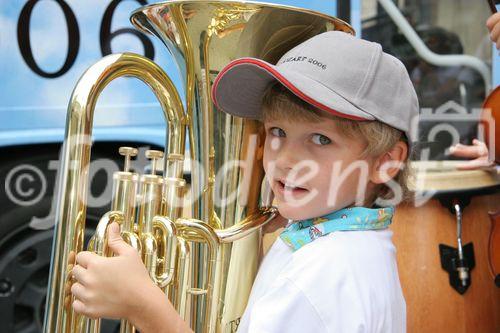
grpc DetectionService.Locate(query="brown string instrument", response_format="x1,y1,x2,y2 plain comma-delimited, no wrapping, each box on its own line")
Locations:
482,81,500,287
483,0,500,286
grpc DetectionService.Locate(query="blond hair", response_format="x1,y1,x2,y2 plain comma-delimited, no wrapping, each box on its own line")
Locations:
261,83,414,206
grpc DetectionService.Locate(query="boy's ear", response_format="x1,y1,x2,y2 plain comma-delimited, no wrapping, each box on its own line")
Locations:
370,141,408,184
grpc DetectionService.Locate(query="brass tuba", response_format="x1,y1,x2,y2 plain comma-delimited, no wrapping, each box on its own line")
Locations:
43,1,353,332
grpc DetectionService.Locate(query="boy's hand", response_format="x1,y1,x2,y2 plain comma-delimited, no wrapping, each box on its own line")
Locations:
448,139,494,170
71,222,154,320
487,12,500,49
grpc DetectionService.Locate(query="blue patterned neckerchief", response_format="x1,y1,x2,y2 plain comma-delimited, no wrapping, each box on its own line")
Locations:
279,206,394,251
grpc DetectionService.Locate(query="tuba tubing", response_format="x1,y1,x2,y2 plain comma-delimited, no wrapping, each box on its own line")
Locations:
42,51,277,333
43,53,187,333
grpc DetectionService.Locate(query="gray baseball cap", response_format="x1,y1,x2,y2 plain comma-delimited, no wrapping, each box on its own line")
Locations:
211,31,419,144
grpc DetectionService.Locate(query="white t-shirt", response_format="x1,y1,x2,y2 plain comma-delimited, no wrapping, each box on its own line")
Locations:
237,229,406,333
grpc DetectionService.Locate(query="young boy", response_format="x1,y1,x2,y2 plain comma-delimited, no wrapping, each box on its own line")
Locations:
211,30,414,332
72,30,414,333
70,16,500,333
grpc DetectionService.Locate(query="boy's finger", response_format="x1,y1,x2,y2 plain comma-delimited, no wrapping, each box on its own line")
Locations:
72,264,89,285
106,222,131,256
70,282,88,301
73,299,99,320
76,251,99,269
72,299,86,315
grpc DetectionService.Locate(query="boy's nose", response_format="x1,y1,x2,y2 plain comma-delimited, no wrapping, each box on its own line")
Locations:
274,142,303,170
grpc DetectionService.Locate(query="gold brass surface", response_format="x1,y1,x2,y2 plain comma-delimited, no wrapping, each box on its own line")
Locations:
43,1,352,332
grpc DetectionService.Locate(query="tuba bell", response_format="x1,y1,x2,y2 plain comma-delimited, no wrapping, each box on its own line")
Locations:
43,1,353,332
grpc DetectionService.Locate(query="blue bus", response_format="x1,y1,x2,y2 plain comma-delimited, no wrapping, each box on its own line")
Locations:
0,1,496,332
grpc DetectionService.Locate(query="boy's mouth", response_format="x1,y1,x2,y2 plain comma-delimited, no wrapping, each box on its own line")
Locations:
276,180,309,196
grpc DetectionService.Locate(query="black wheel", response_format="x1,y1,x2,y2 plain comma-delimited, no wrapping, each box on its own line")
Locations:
0,228,52,333
0,144,124,333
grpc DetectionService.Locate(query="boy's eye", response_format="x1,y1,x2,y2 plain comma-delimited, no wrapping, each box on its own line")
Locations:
270,127,286,137
312,134,331,145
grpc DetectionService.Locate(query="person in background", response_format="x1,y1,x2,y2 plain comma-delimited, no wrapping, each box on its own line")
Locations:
449,139,493,170
487,11,500,50
449,12,500,169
